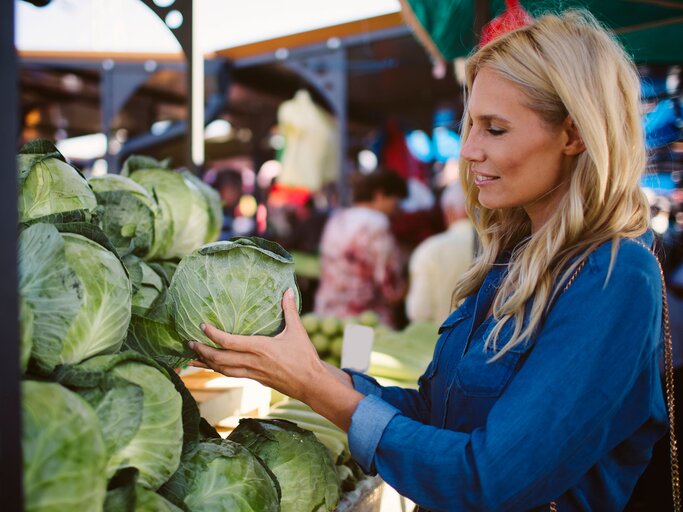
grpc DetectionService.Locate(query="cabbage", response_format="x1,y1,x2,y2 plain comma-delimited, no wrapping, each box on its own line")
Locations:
59,231,132,364
229,419,341,512
56,352,184,490
181,170,223,243
168,237,301,346
22,380,108,512
160,439,281,512
18,140,97,224
89,174,170,259
127,164,209,260
19,223,131,372
125,260,194,368
19,223,82,371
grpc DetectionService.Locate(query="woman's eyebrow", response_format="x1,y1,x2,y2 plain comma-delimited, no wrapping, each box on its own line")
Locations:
470,114,512,124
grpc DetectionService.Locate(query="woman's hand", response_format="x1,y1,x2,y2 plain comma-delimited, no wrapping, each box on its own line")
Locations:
187,289,323,402
187,288,364,431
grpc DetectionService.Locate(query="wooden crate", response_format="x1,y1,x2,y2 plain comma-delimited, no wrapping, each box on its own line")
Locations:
180,368,271,433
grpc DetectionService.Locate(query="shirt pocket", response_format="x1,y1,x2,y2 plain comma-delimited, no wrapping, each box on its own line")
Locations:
421,307,472,381
455,321,532,397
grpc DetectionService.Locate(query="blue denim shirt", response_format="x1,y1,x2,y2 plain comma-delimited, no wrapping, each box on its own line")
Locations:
346,234,667,511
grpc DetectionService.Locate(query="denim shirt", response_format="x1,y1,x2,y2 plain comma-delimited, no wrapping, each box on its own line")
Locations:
346,234,667,512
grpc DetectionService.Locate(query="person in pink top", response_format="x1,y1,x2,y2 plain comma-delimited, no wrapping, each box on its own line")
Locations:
314,169,408,327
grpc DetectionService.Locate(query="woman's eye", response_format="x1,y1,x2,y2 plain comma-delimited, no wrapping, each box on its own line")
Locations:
487,127,506,136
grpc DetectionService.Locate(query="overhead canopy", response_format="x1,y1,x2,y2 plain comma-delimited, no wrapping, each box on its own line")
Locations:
401,0,683,64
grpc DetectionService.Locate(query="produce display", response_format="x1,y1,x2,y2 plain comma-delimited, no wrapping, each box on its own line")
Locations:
18,140,341,511
300,310,381,367
18,138,438,511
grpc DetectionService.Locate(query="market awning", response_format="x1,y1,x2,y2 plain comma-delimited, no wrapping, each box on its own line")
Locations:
400,0,683,64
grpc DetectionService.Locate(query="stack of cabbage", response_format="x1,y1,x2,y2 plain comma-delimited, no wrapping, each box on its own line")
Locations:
18,140,343,512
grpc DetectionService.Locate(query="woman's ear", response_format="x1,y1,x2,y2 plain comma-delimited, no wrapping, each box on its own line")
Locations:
562,116,586,156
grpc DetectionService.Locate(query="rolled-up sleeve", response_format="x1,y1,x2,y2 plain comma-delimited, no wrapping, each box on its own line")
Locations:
348,395,400,473
346,252,666,511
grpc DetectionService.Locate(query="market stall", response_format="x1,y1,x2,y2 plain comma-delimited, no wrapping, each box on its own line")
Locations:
7,1,683,511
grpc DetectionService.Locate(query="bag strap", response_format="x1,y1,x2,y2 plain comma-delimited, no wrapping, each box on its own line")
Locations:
549,240,679,511
638,240,681,511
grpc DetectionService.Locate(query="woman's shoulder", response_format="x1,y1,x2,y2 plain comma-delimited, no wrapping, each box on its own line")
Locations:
580,232,661,293
588,232,658,272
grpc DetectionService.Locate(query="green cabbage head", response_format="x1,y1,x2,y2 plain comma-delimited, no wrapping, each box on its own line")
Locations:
22,380,108,512
127,165,209,259
168,237,301,346
18,139,97,224
19,223,132,372
229,419,341,512
89,174,171,259
56,352,184,490
160,439,281,512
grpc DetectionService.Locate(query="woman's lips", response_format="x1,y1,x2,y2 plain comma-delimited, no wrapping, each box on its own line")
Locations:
473,173,500,185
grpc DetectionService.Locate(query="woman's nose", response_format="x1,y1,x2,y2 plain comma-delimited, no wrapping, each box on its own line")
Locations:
460,131,485,163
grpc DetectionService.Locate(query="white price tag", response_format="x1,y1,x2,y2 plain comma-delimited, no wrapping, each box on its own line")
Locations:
341,324,374,372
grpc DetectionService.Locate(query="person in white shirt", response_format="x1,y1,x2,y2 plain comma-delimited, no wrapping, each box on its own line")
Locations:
405,181,474,324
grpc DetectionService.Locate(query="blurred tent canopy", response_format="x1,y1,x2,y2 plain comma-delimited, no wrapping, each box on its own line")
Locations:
400,0,683,64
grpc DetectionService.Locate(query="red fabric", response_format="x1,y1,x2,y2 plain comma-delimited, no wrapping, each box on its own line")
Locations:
267,183,312,207
480,0,533,47
381,119,424,181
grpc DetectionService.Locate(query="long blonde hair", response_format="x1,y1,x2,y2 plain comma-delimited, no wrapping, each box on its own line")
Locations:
452,10,650,357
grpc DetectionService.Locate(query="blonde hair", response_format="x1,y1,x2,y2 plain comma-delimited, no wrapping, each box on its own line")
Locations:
452,10,650,358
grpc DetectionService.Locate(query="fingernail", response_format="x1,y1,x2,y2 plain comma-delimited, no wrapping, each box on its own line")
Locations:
285,288,294,299
187,341,196,350
199,323,206,332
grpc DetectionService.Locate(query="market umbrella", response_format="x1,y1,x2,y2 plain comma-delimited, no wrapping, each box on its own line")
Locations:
399,0,683,64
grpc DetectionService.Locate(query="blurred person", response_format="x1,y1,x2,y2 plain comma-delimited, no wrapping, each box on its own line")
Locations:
213,169,243,240
406,181,474,324
314,169,408,327
281,196,329,254
189,11,670,511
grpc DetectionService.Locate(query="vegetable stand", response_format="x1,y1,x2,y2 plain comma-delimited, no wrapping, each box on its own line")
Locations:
18,139,421,511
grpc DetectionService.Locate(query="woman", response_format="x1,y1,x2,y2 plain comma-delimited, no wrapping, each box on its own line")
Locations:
314,169,408,327
189,11,666,511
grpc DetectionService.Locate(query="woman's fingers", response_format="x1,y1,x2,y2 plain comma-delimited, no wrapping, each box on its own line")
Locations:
188,340,261,377
201,323,263,352
188,359,209,369
278,288,304,337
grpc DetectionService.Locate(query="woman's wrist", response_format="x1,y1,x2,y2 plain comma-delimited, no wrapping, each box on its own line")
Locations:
300,364,364,432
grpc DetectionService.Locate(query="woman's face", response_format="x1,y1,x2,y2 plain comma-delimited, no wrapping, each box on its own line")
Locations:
460,68,573,233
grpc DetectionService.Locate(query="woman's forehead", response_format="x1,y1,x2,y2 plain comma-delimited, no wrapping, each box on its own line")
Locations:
468,69,533,120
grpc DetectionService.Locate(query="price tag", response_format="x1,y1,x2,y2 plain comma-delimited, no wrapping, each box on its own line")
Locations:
341,324,374,372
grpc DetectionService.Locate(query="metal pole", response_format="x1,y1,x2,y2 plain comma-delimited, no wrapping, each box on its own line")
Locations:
0,0,23,508
189,0,204,171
